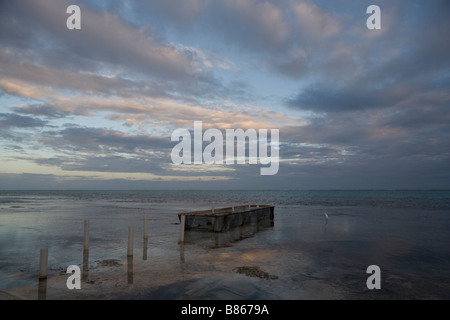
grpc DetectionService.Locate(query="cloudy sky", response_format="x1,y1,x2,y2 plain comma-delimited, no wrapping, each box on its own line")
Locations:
0,0,449,190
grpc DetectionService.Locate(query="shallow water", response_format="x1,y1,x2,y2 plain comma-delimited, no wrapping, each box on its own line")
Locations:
1,190,449,299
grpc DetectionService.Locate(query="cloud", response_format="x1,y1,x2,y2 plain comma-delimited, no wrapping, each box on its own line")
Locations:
286,0,450,113
0,172,235,190
0,78,55,99
292,1,342,38
12,104,71,119
130,0,208,25
41,94,296,130
0,48,139,95
0,113,47,128
0,0,449,189
216,0,291,52
287,82,419,112
42,126,171,154
34,155,166,174
0,0,227,102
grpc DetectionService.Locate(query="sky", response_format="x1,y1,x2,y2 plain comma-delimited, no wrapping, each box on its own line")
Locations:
0,0,449,190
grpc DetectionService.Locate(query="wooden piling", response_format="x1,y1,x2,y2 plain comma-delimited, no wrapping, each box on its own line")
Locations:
127,255,133,284
127,226,133,257
143,237,148,260
38,278,47,300
39,248,48,279
82,248,89,280
83,220,89,252
143,216,148,239
143,216,148,260
179,215,186,244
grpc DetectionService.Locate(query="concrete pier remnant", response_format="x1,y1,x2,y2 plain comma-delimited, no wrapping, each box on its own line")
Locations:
178,204,274,233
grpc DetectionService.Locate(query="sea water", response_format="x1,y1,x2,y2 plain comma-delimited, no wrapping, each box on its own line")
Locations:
0,190,449,299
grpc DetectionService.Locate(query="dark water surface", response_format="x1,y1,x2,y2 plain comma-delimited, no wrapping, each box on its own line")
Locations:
1,190,449,299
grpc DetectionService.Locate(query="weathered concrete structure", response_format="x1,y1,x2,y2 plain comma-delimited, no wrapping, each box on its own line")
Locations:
178,204,274,233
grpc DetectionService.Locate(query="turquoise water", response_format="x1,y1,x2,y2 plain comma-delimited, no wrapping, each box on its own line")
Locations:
1,190,449,299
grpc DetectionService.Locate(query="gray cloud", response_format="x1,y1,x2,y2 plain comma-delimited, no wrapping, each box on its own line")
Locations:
42,126,172,154
12,104,71,119
33,155,166,174
0,0,235,103
0,113,47,128
287,84,411,112
14,126,177,177
0,0,188,78
287,1,450,113
128,0,208,26
0,0,449,189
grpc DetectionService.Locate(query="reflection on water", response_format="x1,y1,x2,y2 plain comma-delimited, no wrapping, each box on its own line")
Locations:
37,278,46,300
1,190,449,299
127,256,133,285
82,249,89,281
183,219,274,249
143,237,148,261
179,244,185,264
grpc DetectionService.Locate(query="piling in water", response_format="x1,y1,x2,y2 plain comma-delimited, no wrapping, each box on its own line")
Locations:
143,216,148,239
39,248,48,279
83,220,89,252
179,215,186,244
127,226,133,257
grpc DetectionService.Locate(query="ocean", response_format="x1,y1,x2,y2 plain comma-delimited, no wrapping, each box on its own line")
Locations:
1,190,449,299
